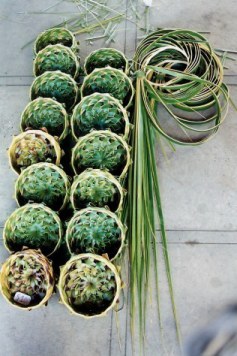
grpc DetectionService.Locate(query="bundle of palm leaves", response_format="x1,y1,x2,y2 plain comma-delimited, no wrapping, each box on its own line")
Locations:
128,28,230,344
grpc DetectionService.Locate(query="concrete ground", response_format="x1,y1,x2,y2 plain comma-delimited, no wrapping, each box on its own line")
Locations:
0,1,237,355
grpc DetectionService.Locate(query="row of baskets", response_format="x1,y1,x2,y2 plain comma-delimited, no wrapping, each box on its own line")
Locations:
1,27,134,317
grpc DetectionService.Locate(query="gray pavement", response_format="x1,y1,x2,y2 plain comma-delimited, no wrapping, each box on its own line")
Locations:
0,1,237,355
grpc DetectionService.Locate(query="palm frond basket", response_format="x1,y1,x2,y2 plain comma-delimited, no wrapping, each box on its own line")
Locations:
58,253,121,318
70,169,124,213
15,162,71,211
8,130,62,174
20,98,69,141
3,203,63,256
84,48,129,74
33,44,80,79
66,207,126,260
71,130,131,179
0,249,54,310
34,27,79,54
71,93,130,141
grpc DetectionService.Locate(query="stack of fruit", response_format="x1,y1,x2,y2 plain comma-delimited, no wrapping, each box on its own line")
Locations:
1,28,133,317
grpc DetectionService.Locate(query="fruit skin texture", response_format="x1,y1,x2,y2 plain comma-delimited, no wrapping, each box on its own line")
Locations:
0,249,54,310
84,48,128,74
72,130,131,178
30,71,79,111
15,162,71,211
70,169,124,212
71,93,130,140
66,207,126,260
3,203,63,256
58,253,121,317
21,98,69,141
34,27,79,54
34,44,80,78
81,67,134,108
8,130,61,174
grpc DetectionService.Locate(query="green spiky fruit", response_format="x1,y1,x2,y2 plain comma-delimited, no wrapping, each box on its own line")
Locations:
21,98,69,141
58,254,121,316
0,249,54,309
34,27,78,53
71,130,130,177
9,130,61,174
34,44,80,78
66,207,125,260
30,71,79,111
81,67,134,108
15,162,70,211
71,93,130,140
70,169,124,212
3,203,63,256
84,48,128,74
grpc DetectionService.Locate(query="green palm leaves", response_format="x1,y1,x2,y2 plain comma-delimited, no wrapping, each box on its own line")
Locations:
58,254,121,317
128,28,230,343
0,249,54,309
133,29,229,145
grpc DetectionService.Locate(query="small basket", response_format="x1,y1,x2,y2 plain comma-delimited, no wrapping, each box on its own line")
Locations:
8,130,62,174
0,249,54,310
58,253,121,318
